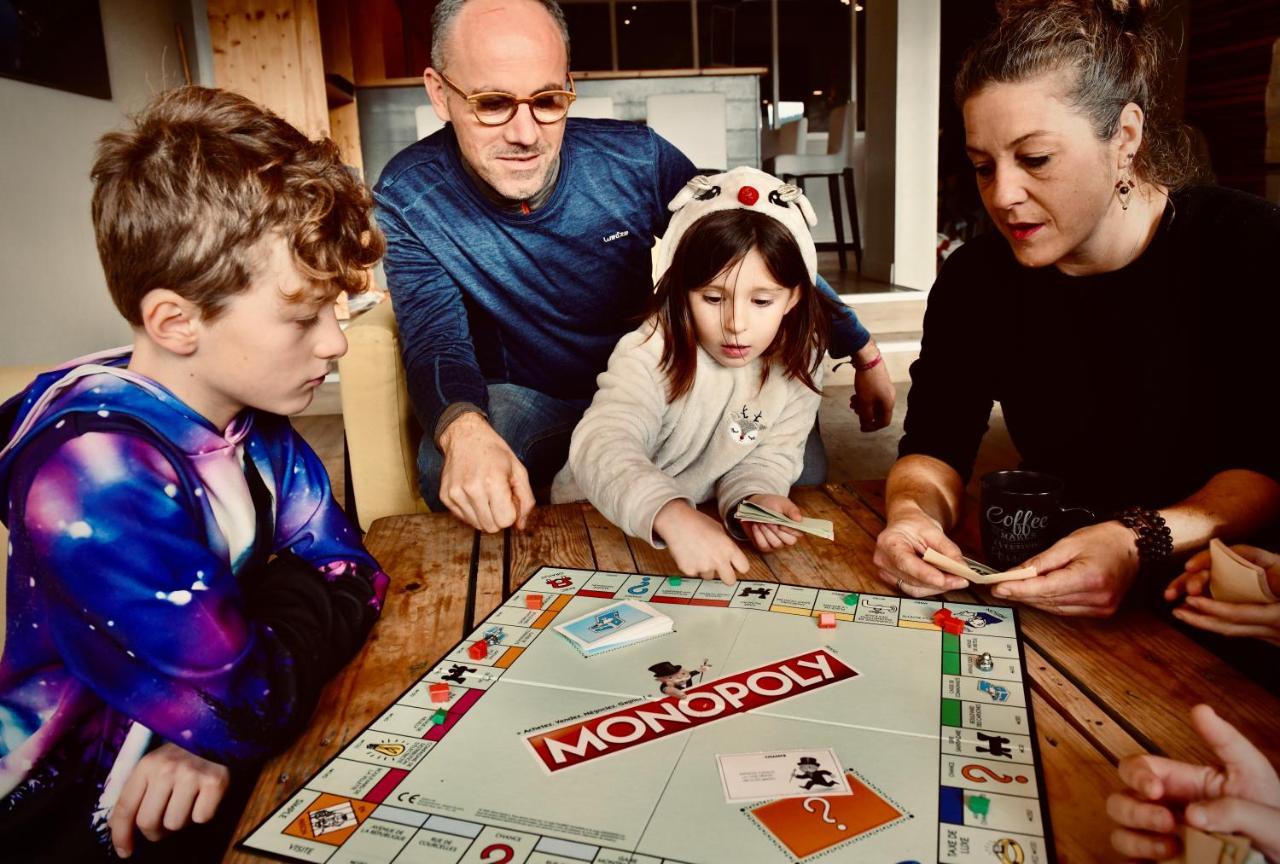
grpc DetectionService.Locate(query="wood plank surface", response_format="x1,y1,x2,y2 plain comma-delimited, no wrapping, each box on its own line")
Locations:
1022,643,1147,765
1031,691,1124,863
507,502,594,591
824,481,889,541
474,529,505,622
1017,607,1280,767
226,513,473,861
758,486,888,592
583,504,638,573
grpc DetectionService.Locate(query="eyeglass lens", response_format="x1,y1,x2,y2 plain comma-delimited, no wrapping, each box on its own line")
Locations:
472,91,573,125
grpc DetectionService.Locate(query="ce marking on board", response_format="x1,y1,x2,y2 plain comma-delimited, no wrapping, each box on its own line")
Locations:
395,791,423,805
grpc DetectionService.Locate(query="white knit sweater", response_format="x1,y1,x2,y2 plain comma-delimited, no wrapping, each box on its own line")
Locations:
551,322,823,546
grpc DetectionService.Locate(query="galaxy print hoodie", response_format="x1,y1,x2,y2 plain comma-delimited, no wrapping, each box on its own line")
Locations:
0,348,389,843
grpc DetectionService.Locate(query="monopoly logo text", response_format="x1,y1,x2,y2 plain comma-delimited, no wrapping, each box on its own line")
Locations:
526,649,857,771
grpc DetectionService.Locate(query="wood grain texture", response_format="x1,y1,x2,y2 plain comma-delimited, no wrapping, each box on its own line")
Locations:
825,481,888,541
1031,691,1125,864
758,486,886,592
507,502,594,591
207,0,330,139
1023,643,1147,765
474,529,504,622
1017,606,1280,767
583,504,637,573
846,479,888,520
226,513,472,860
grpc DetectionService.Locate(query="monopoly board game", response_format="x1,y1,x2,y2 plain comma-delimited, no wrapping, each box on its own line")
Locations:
240,567,1054,863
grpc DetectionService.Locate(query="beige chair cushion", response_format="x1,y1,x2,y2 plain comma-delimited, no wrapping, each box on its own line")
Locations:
338,300,429,531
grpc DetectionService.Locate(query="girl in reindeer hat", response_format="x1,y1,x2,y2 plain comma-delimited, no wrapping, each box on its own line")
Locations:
552,167,838,585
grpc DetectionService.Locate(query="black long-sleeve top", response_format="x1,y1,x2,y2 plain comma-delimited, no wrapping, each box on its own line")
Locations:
899,185,1280,516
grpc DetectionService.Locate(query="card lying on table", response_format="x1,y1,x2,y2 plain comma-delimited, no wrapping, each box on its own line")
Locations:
716,748,851,803
735,500,834,541
554,600,673,656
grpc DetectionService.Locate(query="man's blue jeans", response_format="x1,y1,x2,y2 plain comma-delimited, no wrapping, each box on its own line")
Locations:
417,382,828,509
418,383,591,509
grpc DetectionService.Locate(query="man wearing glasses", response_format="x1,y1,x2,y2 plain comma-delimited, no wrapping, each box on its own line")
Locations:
375,0,891,534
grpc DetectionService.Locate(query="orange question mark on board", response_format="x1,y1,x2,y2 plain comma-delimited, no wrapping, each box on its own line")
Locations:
963,764,1028,784
480,844,514,863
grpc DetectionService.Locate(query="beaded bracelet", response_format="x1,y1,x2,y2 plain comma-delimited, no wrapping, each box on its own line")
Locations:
1116,506,1174,573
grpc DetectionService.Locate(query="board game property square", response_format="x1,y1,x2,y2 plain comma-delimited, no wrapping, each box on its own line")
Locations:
240,566,1054,863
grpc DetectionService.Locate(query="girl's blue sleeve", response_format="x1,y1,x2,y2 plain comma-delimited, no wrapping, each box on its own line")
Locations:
816,274,872,358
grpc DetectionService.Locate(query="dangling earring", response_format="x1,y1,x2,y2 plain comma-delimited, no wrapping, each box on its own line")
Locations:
1114,155,1135,211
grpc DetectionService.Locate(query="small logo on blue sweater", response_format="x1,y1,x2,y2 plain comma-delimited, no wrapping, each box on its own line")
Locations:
602,230,630,243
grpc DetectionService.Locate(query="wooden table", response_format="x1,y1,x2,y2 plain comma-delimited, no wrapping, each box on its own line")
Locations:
227,483,1280,863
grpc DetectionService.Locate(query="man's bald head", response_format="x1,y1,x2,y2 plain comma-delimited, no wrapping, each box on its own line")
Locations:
430,0,570,71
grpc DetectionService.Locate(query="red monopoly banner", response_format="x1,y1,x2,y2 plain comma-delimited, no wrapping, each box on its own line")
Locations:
526,649,858,772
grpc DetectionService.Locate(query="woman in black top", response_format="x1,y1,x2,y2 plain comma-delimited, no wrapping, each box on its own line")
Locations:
873,0,1280,616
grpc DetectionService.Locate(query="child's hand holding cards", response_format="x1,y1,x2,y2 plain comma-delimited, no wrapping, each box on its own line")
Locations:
735,499,834,542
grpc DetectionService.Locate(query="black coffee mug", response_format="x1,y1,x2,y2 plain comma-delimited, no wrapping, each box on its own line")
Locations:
979,470,1095,571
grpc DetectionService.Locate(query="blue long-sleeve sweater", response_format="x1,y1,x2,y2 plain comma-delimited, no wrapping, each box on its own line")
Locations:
374,119,870,438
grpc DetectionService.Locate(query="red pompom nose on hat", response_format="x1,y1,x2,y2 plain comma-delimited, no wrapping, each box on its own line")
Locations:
737,186,759,206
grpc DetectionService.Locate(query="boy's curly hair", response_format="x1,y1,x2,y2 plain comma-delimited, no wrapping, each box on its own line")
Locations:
91,86,385,325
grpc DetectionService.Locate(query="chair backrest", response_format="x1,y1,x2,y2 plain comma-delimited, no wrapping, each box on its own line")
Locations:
825,103,853,158
415,104,447,140
776,116,808,156
337,300,429,531
645,92,728,172
569,95,616,119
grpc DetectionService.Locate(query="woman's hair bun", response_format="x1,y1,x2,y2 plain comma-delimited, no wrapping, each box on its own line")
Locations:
996,0,1157,31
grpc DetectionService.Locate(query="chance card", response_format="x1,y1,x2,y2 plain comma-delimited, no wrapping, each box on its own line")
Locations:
716,748,851,803
554,600,658,647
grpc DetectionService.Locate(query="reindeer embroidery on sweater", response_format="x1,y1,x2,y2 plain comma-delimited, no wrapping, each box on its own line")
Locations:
727,405,766,445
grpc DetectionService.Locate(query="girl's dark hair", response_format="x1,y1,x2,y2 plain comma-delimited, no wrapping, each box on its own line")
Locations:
647,208,837,402
954,0,1207,191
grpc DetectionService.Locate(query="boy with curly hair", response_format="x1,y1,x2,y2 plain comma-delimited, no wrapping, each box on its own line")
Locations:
0,86,389,861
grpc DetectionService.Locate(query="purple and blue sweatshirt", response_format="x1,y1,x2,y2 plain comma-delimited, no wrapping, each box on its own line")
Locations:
0,349,389,848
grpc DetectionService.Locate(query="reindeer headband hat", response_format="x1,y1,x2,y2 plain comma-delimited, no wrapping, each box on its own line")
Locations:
653,166,820,286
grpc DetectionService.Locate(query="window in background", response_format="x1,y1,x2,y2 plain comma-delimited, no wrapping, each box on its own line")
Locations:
697,0,772,105
616,2,694,69
563,2,614,71
777,0,852,133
